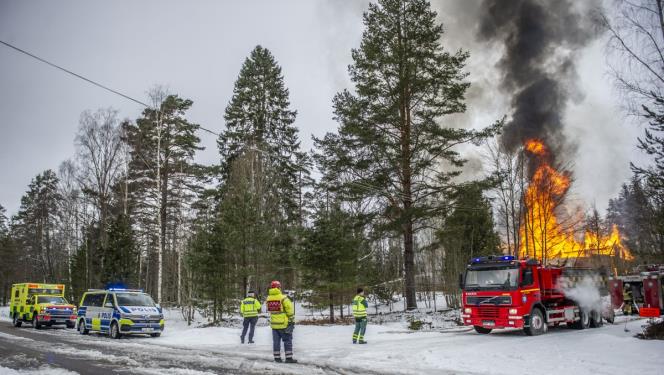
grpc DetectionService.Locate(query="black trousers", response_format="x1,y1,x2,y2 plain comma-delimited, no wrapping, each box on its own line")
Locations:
241,317,258,341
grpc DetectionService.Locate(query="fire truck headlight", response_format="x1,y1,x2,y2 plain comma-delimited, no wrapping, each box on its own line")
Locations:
509,308,518,315
464,308,472,314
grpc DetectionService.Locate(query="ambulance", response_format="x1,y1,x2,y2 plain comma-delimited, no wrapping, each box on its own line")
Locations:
77,288,164,338
9,283,77,329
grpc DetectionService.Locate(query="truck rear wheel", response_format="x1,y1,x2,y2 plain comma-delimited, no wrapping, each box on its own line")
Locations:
524,308,547,336
12,314,22,328
589,310,603,328
473,326,492,334
570,309,590,330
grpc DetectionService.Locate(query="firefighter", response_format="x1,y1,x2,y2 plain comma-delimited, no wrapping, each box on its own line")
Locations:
352,287,368,344
266,280,297,363
623,283,633,315
240,290,261,344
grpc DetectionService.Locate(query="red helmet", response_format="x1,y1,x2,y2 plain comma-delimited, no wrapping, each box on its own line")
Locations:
270,280,281,289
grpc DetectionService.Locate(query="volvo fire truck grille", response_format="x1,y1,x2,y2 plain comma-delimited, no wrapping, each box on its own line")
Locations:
477,306,500,318
466,296,512,305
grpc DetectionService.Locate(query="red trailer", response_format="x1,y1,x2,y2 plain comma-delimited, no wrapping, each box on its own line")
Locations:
460,256,609,336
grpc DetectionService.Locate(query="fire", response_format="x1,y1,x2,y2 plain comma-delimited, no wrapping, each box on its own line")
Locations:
519,139,633,262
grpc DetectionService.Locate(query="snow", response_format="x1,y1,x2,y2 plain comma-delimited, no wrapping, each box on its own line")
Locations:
2,305,664,374
0,366,78,375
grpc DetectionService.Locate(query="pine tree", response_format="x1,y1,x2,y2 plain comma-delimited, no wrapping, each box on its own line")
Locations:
315,0,500,309
218,46,307,222
125,91,203,303
100,213,137,286
298,198,363,323
438,183,500,298
13,170,63,281
217,45,310,287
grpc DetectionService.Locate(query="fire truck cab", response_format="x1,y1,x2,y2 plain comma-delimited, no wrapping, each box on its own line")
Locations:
461,256,604,336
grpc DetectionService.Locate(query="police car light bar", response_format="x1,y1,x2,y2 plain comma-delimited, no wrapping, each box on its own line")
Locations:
106,287,144,292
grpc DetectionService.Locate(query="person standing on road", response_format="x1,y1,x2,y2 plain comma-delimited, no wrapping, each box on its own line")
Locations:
266,281,297,363
352,288,368,344
623,283,634,315
240,290,261,344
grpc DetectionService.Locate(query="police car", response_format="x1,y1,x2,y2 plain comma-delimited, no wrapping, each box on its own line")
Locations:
77,288,164,339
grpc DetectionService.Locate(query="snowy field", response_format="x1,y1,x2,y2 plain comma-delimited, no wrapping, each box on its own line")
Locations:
2,304,664,375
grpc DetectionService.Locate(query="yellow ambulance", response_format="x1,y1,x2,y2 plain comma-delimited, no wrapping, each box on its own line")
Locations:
9,283,77,329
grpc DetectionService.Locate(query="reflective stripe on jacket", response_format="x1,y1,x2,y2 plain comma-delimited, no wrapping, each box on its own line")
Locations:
266,288,294,329
240,297,261,318
352,295,368,318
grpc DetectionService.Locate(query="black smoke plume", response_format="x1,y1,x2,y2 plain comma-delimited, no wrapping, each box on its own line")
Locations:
477,0,599,159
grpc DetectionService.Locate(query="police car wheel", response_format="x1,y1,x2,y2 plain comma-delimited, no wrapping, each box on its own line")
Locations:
78,320,89,335
109,322,121,339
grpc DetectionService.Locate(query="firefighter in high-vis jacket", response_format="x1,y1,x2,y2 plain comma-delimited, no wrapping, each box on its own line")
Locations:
266,281,297,363
352,287,368,344
623,283,634,315
240,290,261,344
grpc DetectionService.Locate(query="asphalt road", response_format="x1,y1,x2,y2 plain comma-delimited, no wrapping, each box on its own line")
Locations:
0,322,245,374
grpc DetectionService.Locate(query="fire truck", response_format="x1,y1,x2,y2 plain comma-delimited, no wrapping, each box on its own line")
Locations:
460,255,609,335
608,265,664,317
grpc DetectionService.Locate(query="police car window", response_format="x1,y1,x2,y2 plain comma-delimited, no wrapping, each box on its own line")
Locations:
84,293,105,307
115,293,155,307
38,296,66,304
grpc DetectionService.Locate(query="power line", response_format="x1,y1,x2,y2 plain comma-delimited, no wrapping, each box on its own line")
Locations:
0,39,220,136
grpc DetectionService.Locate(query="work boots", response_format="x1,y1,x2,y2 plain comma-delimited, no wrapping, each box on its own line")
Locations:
285,358,298,363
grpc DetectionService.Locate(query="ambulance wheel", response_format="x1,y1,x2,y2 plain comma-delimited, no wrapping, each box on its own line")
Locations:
525,308,547,336
150,333,161,338
473,326,492,334
109,322,122,339
78,319,89,335
32,316,41,330
589,310,603,328
604,308,615,324
12,314,22,328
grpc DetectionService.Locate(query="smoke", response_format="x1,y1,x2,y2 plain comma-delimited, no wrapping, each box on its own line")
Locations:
476,0,601,159
558,275,602,311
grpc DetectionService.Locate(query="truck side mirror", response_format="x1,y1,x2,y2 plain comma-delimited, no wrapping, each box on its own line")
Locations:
458,273,464,289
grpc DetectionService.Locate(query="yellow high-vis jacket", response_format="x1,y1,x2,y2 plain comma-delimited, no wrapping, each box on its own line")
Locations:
265,288,293,329
240,297,261,318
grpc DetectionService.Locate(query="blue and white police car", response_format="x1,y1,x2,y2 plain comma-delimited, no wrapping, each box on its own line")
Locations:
77,288,164,339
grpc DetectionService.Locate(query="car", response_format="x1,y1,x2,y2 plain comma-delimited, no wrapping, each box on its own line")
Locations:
77,288,164,339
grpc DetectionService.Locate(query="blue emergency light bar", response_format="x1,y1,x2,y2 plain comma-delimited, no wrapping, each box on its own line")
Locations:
471,255,515,264
106,287,144,292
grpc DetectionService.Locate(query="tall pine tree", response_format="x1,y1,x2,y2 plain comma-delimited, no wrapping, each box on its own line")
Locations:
315,0,499,309
125,91,203,303
218,46,310,286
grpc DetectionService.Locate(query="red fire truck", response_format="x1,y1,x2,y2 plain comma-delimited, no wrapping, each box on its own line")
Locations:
608,265,664,317
460,255,608,335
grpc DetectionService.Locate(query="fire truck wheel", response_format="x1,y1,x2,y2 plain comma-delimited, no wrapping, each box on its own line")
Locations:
571,309,590,330
12,314,22,328
589,310,603,328
473,326,492,334
32,316,41,330
78,319,89,335
524,308,546,336
603,308,615,324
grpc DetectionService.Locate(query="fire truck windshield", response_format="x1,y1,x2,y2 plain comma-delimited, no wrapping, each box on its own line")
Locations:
464,267,519,290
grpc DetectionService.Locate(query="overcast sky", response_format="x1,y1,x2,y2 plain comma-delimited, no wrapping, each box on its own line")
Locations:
0,0,646,217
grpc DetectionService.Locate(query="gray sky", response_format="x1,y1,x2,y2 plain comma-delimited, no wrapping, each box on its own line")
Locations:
0,0,646,217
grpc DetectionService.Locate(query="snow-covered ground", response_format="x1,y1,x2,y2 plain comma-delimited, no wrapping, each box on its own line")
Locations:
2,305,663,375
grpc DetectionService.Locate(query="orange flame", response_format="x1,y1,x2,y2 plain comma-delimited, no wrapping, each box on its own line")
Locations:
519,139,633,262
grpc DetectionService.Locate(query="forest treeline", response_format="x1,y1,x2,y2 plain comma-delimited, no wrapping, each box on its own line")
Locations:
1,0,663,321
